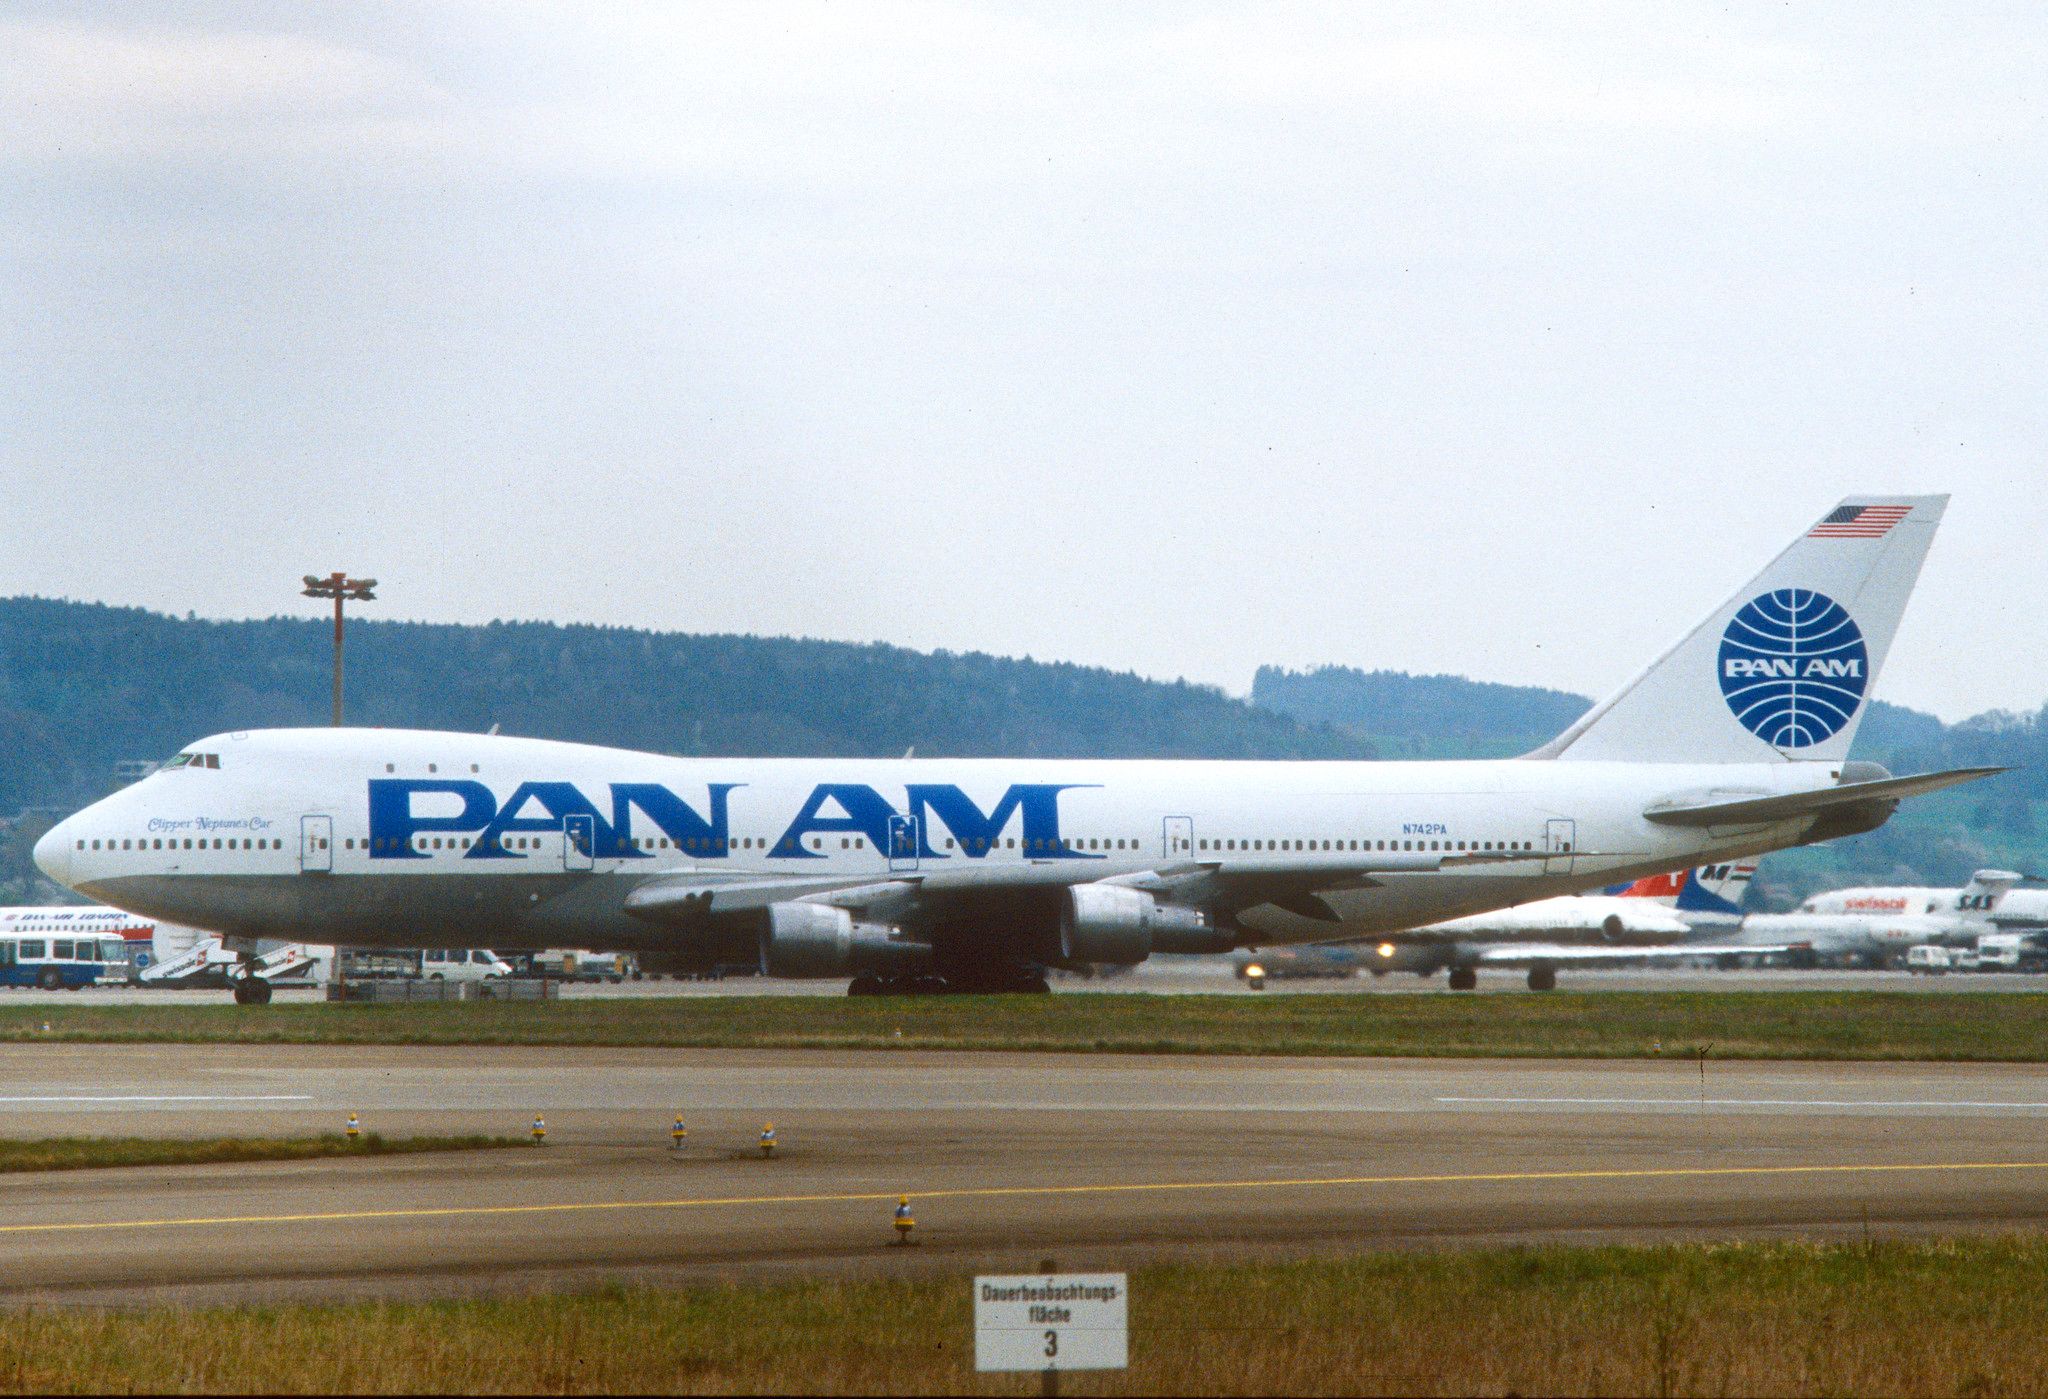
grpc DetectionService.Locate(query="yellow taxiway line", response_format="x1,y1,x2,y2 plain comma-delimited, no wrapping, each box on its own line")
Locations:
0,1159,2042,1237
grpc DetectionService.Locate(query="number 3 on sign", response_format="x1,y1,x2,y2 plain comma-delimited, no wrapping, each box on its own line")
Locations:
974,1272,1127,1375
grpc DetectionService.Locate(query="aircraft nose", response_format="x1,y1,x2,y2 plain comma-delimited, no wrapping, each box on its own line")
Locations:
33,821,74,888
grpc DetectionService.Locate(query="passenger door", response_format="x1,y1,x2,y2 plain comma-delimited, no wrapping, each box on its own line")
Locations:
887,813,920,873
1544,818,1577,875
1162,816,1194,860
563,815,595,872
299,815,333,874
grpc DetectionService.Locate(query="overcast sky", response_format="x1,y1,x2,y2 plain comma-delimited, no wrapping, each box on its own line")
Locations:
3,3,2042,722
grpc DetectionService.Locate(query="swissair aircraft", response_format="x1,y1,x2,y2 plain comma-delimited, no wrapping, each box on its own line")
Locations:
1717,868,2027,967
1795,876,2048,929
34,496,1998,1000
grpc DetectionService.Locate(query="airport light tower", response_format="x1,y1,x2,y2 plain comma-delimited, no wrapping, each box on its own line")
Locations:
301,572,377,727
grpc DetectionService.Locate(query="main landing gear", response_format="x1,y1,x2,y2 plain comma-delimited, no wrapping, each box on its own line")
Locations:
1446,966,1478,991
1526,965,1557,992
231,977,273,1006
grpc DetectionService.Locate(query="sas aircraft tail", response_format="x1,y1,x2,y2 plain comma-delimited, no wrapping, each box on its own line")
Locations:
1528,496,1946,764
1954,869,2023,925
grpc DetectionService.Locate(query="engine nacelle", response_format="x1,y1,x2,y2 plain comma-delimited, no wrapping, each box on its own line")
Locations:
1059,885,1231,964
759,904,930,978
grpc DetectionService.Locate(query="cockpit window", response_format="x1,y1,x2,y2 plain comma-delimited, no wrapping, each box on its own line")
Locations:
164,752,221,771
163,753,194,770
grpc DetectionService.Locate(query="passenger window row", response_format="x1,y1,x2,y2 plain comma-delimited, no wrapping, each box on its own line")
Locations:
1196,838,1538,854
78,830,1542,859
77,837,279,852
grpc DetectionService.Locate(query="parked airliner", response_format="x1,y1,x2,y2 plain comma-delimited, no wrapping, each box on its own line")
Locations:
35,496,1997,999
1795,876,2048,929
1718,868,2026,967
1241,863,1752,990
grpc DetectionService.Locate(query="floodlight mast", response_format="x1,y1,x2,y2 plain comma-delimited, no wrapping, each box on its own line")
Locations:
300,572,377,726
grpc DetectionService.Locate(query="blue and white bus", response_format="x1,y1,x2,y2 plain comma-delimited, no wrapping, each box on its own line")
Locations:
0,935,131,989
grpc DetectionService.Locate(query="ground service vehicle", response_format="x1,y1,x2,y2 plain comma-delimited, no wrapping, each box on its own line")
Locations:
1906,944,1952,974
417,948,512,981
0,936,131,989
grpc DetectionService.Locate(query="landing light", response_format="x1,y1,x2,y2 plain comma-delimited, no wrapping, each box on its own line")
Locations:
1244,963,1264,978
1377,942,1396,958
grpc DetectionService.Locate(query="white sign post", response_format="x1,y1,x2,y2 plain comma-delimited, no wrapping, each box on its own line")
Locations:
975,1272,1128,1386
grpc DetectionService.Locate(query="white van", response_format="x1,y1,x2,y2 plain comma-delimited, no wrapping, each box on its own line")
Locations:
419,948,512,982
1906,944,1951,975
1976,934,2027,971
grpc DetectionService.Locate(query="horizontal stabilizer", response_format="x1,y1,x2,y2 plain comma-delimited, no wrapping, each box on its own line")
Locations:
1643,767,2003,828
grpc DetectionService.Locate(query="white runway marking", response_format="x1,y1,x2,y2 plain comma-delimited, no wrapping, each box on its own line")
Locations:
0,1094,313,1104
1439,1096,2048,1110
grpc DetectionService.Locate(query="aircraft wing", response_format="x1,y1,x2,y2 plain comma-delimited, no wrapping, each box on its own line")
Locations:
1470,940,1799,968
621,848,1566,929
1402,896,1693,944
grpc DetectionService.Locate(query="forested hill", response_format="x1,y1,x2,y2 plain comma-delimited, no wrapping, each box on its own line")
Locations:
1254,663,2048,901
0,597,1373,811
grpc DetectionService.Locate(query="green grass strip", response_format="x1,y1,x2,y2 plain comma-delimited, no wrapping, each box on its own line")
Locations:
1,990,2047,1060
0,1133,530,1173
3,1236,2048,1393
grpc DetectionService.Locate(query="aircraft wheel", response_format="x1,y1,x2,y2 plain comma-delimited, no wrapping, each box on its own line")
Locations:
847,974,885,997
906,975,950,996
1527,966,1557,992
1447,966,1478,991
244,978,273,1005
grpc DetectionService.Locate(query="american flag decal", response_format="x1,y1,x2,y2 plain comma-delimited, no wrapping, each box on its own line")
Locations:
1808,504,1911,538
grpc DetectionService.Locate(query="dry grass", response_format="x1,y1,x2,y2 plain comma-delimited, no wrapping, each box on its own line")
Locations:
0,1133,528,1173
4,991,2048,1060
6,1236,2048,1394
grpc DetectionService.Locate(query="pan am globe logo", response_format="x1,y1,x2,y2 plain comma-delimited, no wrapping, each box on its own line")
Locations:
1717,590,1869,749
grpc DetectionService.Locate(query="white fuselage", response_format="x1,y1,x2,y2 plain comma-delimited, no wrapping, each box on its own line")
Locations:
1725,911,1971,960
35,727,1844,960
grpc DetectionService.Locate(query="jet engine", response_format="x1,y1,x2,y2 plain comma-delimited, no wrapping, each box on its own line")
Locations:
759,904,931,978
1059,885,1233,964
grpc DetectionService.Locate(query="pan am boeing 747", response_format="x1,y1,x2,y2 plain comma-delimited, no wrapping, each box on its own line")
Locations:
35,496,1997,998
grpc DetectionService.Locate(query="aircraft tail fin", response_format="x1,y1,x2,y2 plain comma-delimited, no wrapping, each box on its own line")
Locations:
1676,861,1755,919
1528,496,1947,763
1955,869,2023,925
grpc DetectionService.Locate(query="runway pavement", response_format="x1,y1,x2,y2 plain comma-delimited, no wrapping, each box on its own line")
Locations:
6,1045,2048,1304
13,964,2048,1006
